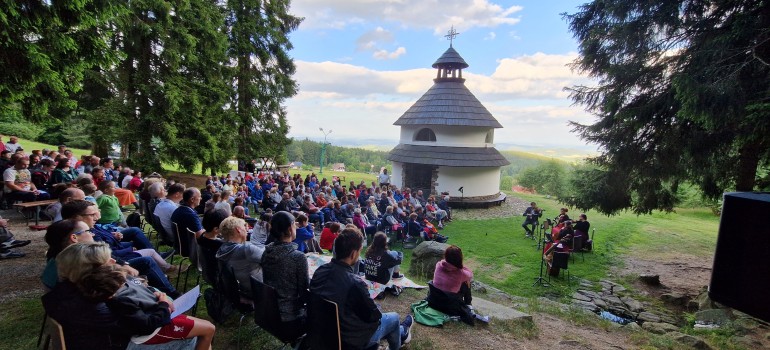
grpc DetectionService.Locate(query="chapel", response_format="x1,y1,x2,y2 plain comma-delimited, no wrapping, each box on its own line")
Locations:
388,41,509,207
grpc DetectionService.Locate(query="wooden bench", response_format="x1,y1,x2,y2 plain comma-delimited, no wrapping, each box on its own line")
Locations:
14,199,58,230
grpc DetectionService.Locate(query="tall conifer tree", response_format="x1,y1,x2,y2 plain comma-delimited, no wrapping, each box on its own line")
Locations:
226,0,302,165
563,1,770,214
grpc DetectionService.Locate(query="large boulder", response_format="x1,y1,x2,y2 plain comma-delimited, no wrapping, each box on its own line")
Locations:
409,241,450,279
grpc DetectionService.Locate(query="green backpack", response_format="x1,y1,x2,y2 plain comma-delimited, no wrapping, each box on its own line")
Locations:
411,300,449,327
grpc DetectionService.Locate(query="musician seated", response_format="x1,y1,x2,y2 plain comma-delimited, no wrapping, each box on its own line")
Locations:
574,214,590,246
556,207,570,223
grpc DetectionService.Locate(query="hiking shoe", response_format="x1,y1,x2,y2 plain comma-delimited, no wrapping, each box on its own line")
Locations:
400,314,413,346
0,250,25,259
392,272,404,279
474,313,490,323
389,286,403,297
1,239,31,249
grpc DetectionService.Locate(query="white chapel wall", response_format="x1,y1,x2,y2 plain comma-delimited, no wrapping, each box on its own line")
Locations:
400,125,495,148
435,166,501,198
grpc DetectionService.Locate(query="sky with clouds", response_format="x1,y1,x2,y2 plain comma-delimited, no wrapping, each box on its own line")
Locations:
285,0,598,155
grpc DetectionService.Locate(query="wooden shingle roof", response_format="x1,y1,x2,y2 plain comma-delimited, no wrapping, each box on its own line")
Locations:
388,144,510,167
393,81,503,128
432,47,469,69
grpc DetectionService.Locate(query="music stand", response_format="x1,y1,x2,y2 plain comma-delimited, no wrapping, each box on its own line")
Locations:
532,249,550,287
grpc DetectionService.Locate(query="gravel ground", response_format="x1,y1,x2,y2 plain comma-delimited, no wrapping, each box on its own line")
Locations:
451,195,531,221
0,208,49,303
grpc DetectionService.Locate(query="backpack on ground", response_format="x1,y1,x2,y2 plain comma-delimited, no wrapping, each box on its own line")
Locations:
203,287,234,324
126,212,142,228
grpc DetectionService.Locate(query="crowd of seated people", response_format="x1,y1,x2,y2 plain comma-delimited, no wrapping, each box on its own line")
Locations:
6,153,475,348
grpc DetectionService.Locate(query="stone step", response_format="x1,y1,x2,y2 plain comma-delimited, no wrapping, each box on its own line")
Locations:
472,297,532,322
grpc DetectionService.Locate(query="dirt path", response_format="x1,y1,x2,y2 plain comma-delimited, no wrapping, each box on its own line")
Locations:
0,209,49,303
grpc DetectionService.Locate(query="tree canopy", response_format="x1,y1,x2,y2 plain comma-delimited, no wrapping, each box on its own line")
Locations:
1,0,301,174
562,0,770,215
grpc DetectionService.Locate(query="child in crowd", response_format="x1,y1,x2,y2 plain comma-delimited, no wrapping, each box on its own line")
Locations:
292,214,315,253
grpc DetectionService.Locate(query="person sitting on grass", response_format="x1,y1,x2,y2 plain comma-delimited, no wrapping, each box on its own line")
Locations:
363,232,404,287
428,245,489,325
77,255,216,350
96,181,122,225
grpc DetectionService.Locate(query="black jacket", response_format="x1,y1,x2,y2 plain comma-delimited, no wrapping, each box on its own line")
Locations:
106,281,172,336
42,281,131,350
310,259,380,349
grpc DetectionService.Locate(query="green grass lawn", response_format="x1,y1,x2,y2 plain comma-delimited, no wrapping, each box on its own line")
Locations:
16,137,91,158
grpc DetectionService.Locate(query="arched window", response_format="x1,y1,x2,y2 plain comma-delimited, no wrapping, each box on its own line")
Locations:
485,130,494,143
414,128,437,142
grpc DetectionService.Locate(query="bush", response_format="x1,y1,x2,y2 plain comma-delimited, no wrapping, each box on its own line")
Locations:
500,175,514,191
0,122,44,140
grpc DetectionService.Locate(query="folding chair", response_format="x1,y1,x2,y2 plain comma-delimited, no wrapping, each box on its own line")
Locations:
151,214,175,255
38,316,66,350
172,222,192,291
549,251,571,286
250,277,304,349
219,263,254,350
307,295,341,350
570,234,585,262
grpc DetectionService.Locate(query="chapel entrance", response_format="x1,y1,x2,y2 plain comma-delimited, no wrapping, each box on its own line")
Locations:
403,163,436,195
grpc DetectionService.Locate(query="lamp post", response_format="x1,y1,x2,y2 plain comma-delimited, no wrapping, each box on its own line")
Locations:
319,127,332,174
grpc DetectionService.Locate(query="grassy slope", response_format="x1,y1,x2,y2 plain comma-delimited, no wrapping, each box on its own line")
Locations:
16,137,90,158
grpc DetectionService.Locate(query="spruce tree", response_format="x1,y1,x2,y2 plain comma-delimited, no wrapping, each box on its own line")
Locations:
563,1,770,214
226,0,302,165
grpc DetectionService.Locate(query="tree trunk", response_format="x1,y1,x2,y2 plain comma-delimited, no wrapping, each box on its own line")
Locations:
735,142,761,191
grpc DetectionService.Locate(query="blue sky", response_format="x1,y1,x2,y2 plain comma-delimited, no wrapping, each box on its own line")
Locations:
285,1,597,157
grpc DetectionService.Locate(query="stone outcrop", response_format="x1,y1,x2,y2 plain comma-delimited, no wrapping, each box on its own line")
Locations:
408,241,450,279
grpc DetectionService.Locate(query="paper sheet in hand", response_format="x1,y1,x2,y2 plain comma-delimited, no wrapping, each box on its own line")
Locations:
171,285,200,318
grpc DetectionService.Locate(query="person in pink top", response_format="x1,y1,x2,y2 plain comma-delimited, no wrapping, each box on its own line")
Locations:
428,245,489,324
432,245,473,297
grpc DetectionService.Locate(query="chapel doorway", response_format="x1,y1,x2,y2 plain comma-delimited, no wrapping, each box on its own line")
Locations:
403,163,436,194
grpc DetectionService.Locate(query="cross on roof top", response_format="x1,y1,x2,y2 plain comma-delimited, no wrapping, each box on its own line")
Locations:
445,26,460,47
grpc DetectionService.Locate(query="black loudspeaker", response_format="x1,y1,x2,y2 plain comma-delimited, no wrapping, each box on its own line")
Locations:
709,192,770,322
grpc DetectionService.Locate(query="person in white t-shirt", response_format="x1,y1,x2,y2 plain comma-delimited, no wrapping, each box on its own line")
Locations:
378,169,391,188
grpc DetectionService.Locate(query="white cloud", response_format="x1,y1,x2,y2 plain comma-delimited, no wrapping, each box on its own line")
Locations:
287,53,596,148
355,27,394,51
293,0,523,33
484,32,496,40
373,47,406,60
